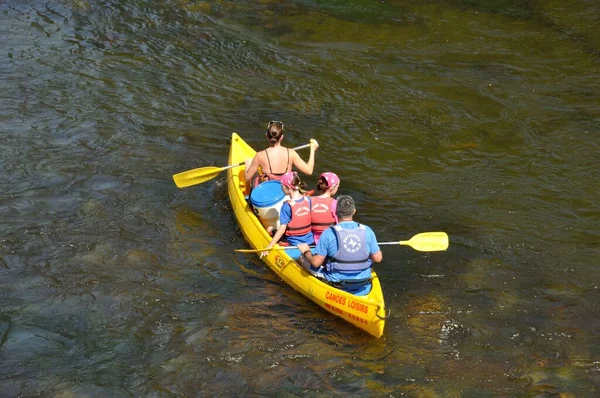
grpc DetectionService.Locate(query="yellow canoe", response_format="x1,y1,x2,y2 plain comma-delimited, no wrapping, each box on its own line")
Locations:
227,133,387,338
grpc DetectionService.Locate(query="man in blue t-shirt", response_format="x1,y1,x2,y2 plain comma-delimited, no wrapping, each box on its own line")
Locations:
298,195,382,296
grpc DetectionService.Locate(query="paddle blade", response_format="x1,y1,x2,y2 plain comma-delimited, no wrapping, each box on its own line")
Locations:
173,166,224,188
399,232,449,252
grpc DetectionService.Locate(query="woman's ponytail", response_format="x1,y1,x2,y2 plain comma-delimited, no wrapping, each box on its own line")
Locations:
268,130,280,144
266,121,283,145
315,178,328,195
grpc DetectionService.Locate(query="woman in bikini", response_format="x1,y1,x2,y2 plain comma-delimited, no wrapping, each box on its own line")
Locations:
244,121,318,189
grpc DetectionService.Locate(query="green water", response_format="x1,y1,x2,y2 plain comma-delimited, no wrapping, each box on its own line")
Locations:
1,0,599,395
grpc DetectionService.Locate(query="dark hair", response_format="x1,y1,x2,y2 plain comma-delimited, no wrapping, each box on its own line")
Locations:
288,172,308,192
336,195,355,219
315,176,329,195
266,121,284,145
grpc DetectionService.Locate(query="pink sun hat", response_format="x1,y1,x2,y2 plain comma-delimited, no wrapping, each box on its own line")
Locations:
280,171,299,189
320,172,340,188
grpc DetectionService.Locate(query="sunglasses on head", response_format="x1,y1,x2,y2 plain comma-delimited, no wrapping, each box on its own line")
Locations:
267,120,284,130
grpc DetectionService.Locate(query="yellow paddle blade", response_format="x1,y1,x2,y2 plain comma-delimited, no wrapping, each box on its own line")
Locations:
399,232,449,252
172,166,224,188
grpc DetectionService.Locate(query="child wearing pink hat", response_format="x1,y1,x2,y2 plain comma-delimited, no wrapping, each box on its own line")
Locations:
310,172,340,243
261,172,314,257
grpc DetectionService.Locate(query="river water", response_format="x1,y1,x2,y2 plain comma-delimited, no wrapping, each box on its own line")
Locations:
1,0,599,396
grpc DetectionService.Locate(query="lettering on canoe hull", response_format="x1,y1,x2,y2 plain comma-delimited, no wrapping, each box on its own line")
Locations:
325,291,369,314
325,291,346,306
275,255,285,269
324,303,369,325
347,300,369,314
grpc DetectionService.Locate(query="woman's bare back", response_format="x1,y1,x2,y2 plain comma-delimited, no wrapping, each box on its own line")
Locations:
259,146,292,175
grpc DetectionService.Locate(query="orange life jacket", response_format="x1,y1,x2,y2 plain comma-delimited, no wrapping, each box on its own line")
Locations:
310,196,335,234
285,197,311,236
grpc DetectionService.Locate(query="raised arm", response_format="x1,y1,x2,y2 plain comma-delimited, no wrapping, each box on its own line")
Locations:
291,140,318,176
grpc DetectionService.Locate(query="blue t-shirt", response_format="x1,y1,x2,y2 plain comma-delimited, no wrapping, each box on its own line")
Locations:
314,221,380,293
280,198,314,246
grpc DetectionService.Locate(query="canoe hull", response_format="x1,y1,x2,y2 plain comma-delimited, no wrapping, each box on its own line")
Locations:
227,133,386,337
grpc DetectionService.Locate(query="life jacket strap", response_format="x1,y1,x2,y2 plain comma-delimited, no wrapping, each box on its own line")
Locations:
333,258,370,264
287,224,311,231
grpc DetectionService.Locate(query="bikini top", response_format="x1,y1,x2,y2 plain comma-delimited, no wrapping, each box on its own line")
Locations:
260,148,290,179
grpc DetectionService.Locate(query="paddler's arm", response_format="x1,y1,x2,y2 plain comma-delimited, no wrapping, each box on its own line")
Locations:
297,243,325,267
291,140,319,175
370,250,383,263
261,224,288,258
244,152,262,185
367,228,383,263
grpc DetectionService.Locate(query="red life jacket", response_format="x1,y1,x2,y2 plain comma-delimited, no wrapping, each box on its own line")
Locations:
310,196,335,234
285,197,311,236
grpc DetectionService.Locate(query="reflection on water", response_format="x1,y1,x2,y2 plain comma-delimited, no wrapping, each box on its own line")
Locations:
1,0,599,395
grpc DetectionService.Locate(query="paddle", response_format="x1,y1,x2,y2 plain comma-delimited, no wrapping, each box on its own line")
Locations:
379,231,449,252
235,232,449,253
173,141,314,188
